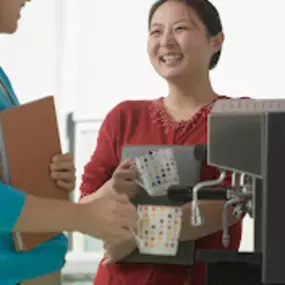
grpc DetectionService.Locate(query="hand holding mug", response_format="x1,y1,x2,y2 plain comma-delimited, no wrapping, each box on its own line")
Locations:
111,159,139,199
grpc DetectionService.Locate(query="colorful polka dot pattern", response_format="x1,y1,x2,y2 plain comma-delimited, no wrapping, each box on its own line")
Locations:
137,205,182,255
135,148,180,196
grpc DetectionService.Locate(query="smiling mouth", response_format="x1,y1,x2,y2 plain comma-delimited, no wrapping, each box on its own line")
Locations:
159,53,184,65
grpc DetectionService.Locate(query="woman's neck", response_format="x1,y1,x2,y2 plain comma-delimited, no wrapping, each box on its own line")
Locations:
163,76,218,121
166,76,217,108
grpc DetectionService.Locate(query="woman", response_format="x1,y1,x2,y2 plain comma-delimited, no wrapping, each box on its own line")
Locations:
80,0,244,284
0,0,138,284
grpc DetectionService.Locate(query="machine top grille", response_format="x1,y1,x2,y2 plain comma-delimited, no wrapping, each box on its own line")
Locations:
212,99,285,113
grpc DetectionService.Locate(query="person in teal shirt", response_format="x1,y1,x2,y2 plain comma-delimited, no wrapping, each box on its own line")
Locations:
0,0,138,284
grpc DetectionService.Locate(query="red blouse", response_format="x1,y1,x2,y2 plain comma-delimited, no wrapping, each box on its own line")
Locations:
80,97,243,285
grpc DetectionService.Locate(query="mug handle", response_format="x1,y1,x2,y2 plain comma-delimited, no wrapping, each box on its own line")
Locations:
135,180,147,191
130,162,148,192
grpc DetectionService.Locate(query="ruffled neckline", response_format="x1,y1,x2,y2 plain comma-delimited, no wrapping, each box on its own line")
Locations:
149,95,229,131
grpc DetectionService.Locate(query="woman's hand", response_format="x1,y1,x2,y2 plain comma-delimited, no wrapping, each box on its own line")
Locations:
50,153,76,192
103,238,137,266
111,159,139,199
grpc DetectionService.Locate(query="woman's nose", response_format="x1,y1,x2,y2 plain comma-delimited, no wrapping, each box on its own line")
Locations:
160,30,176,47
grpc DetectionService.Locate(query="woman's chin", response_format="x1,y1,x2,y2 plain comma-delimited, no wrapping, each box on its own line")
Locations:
159,70,187,82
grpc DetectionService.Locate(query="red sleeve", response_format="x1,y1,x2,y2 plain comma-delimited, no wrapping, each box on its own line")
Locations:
79,103,125,198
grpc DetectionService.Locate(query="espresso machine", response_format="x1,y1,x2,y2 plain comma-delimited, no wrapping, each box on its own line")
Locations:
168,98,285,285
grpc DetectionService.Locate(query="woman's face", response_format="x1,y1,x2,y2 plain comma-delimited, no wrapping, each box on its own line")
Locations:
147,1,222,81
0,0,30,34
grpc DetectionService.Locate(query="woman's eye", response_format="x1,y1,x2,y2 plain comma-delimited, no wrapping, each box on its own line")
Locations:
176,26,188,31
150,30,160,35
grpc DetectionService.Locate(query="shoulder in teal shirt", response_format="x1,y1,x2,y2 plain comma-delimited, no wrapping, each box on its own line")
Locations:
0,67,68,285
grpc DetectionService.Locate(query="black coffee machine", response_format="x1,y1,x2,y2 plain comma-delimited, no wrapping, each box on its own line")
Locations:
168,98,285,285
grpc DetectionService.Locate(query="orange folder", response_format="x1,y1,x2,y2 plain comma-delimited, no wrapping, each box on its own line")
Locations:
0,96,69,251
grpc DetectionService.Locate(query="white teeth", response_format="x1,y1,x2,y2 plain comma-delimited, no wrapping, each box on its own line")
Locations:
161,54,183,63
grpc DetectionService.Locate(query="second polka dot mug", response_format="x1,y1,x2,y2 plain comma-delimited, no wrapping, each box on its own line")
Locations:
133,205,183,256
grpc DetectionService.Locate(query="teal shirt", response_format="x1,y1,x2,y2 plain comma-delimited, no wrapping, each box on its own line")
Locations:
0,67,68,284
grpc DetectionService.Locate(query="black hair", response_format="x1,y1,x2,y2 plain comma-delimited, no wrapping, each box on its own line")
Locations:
148,0,223,70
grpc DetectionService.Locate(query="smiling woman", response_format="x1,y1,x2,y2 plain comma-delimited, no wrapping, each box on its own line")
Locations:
147,0,223,81
79,1,243,285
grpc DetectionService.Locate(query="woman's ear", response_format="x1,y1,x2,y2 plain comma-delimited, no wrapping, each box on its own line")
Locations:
211,32,224,53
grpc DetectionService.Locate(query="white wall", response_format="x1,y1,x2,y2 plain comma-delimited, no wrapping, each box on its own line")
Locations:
0,0,81,150
212,0,285,100
74,0,166,118
0,0,60,103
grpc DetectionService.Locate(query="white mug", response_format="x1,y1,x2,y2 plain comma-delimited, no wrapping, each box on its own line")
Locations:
135,148,180,196
133,205,182,256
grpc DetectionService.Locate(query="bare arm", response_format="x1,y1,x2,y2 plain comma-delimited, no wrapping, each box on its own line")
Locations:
80,161,138,203
81,182,139,263
80,169,139,263
13,194,80,233
0,182,78,234
80,180,115,202
9,188,138,245
179,200,238,241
